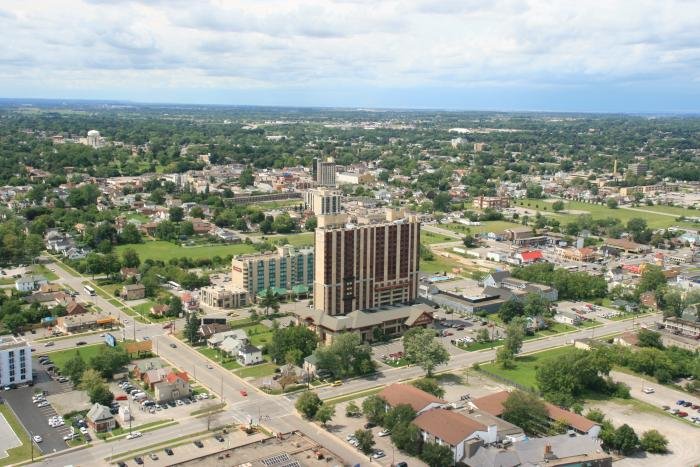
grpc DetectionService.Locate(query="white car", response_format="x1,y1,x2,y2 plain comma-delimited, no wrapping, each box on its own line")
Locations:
80,426,89,434
37,401,49,407
44,341,55,347
33,435,43,443
642,387,655,394
126,431,142,440
378,429,391,437
371,450,386,459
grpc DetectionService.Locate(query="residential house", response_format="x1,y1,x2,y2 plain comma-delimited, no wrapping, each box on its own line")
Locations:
150,304,171,317
15,275,48,292
120,268,141,281
207,329,247,348
66,301,88,316
121,284,146,301
377,383,447,415
86,403,116,433
198,323,231,340
131,358,164,381
554,311,582,326
613,331,639,347
142,367,169,389
153,371,190,403
219,336,263,366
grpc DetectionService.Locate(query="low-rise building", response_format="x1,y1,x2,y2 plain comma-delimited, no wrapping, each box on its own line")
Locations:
121,284,146,300
199,285,248,309
554,311,582,326
153,371,190,403
378,383,447,414
0,335,32,386
55,312,116,333
86,403,116,432
473,196,510,210
15,275,48,292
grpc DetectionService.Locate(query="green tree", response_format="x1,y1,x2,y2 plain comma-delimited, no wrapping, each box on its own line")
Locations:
606,198,619,209
390,422,421,456
345,401,361,417
121,248,140,268
552,200,565,212
432,191,452,212
315,403,335,426
168,296,183,318
476,328,490,343
272,213,296,233
524,294,551,317
362,395,386,425
268,325,318,365
403,328,450,376
637,265,667,295
637,328,663,349
420,441,454,467
498,299,524,323
295,391,322,419
353,429,375,455
63,352,87,385
89,347,130,379
383,404,416,430
259,288,280,316
184,311,199,344
190,206,204,218
169,206,184,222
411,378,445,398
314,333,374,378
640,429,668,453
118,223,142,244
304,216,317,231
502,390,550,435
614,424,639,455
239,166,254,188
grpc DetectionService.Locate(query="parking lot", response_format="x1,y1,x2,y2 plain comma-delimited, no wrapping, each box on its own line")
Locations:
2,362,74,454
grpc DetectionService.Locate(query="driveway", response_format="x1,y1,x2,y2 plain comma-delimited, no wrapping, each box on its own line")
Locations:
610,370,699,410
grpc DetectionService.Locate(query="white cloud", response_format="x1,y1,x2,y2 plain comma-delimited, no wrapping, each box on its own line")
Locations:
1,0,700,100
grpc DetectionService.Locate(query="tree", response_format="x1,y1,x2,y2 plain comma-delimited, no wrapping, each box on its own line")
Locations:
268,325,318,365
498,299,524,323
353,429,375,455
121,248,140,268
184,311,199,344
552,200,565,212
239,166,254,188
79,368,104,392
346,401,361,417
118,223,142,244
637,265,667,295
637,328,663,349
88,382,114,406
411,378,445,398
190,206,204,218
362,395,386,425
277,372,298,392
169,206,184,222
536,349,611,407
383,404,416,430
314,333,374,378
502,390,549,435
315,403,335,426
391,422,421,456
640,429,668,453
476,327,490,343
272,213,296,233
167,296,183,317
497,318,525,368
420,442,454,467
432,191,452,212
89,347,130,378
259,288,280,316
304,216,317,231
295,391,322,419
614,424,639,455
403,328,450,376
523,294,551,318
606,198,619,209
64,352,87,385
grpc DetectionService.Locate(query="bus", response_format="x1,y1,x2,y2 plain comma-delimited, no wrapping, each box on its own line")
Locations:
167,281,181,290
84,285,96,296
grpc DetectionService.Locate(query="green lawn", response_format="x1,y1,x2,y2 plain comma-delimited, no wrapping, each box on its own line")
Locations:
48,343,108,372
442,220,522,235
420,255,467,275
245,324,274,348
480,345,576,391
115,241,257,262
514,198,696,229
420,230,457,245
0,404,34,466
266,232,314,247
234,362,277,379
32,264,59,281
196,346,241,370
630,204,700,217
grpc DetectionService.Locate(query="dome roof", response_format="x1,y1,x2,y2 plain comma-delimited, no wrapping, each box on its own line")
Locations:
87,130,100,136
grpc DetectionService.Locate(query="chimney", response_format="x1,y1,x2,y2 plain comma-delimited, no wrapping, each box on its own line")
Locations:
543,444,556,460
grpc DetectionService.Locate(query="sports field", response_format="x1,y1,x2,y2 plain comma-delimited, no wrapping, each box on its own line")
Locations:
115,241,257,262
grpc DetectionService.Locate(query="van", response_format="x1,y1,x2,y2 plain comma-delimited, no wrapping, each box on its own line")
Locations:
132,392,147,401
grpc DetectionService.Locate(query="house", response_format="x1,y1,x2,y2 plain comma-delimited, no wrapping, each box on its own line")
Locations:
219,336,263,366
86,403,116,433
515,250,543,264
198,323,231,340
377,383,447,414
39,283,63,293
121,284,146,301
414,408,498,465
131,358,164,381
66,301,88,316
15,275,48,292
207,329,247,348
473,391,601,438
142,367,169,388
150,304,171,317
120,268,141,281
639,291,658,310
554,310,582,326
153,371,190,403
613,331,639,347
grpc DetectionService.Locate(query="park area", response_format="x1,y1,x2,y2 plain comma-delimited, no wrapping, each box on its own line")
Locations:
479,345,575,391
115,241,257,262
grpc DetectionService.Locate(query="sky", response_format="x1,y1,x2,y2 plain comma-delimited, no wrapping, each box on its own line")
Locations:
1,0,700,112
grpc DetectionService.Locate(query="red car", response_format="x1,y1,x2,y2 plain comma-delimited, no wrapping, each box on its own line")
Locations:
239,390,247,397
116,394,127,401
677,411,688,417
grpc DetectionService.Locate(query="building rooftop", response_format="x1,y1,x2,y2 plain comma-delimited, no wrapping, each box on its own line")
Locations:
378,383,446,413
0,335,30,351
414,408,486,446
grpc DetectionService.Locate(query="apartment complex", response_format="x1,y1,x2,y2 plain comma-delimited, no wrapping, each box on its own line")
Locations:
472,195,510,210
314,157,336,187
313,210,421,316
0,335,32,386
627,162,648,176
303,187,342,216
231,245,314,300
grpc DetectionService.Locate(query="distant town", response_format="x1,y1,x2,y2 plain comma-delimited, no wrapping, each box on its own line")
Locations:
0,102,698,467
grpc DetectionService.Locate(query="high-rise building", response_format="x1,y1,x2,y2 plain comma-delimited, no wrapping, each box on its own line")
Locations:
313,211,421,316
231,245,314,300
304,187,342,216
0,335,32,386
316,157,336,187
627,162,648,176
86,130,103,149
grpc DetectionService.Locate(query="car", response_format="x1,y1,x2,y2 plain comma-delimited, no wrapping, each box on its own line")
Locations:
169,343,177,348
194,440,204,448
677,400,686,405
58,377,69,383
693,404,700,410
80,426,89,434
165,448,174,456
662,405,671,411
142,336,150,341
33,435,43,443
331,380,343,387
371,450,386,459
364,422,376,429
44,341,55,347
99,334,105,337
215,434,224,442
239,390,247,397
378,429,391,437
63,433,77,441
126,431,142,440
683,401,693,407
116,394,127,401
149,453,159,461
134,457,144,465
642,387,655,394
176,399,184,406
37,401,49,407
76,341,87,346
346,434,357,441
183,398,191,405
167,400,176,407
117,462,127,467
395,462,408,467
206,363,213,369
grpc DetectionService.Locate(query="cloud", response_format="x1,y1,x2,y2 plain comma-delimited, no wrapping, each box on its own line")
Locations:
0,0,699,110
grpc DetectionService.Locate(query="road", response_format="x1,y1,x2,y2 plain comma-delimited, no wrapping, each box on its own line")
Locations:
29,258,662,466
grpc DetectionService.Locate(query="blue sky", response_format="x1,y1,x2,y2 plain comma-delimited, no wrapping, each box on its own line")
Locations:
1,0,700,113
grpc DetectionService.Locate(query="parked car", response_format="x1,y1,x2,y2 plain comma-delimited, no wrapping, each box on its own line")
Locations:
126,431,142,440
642,387,654,394
215,434,224,442
239,390,247,397
371,450,386,459
364,422,376,429
331,380,343,387
33,435,43,443
134,457,144,465
678,411,689,417
194,440,204,448
76,341,87,346
116,394,128,401
149,453,159,461
378,429,391,437
165,448,174,456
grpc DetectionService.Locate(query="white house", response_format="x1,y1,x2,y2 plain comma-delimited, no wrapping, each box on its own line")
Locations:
207,329,247,348
15,275,48,292
554,310,582,326
219,335,263,366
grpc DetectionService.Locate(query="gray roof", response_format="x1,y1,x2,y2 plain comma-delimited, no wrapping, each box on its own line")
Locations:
488,271,511,284
86,403,113,422
297,303,433,332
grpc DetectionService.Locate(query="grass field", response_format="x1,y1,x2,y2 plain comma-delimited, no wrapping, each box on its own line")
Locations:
196,347,241,370
514,198,696,229
261,232,314,247
0,404,33,466
420,255,467,275
630,204,700,217
115,241,257,262
442,220,522,235
480,345,576,390
234,362,277,379
48,343,107,371
31,264,58,281
420,230,457,245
